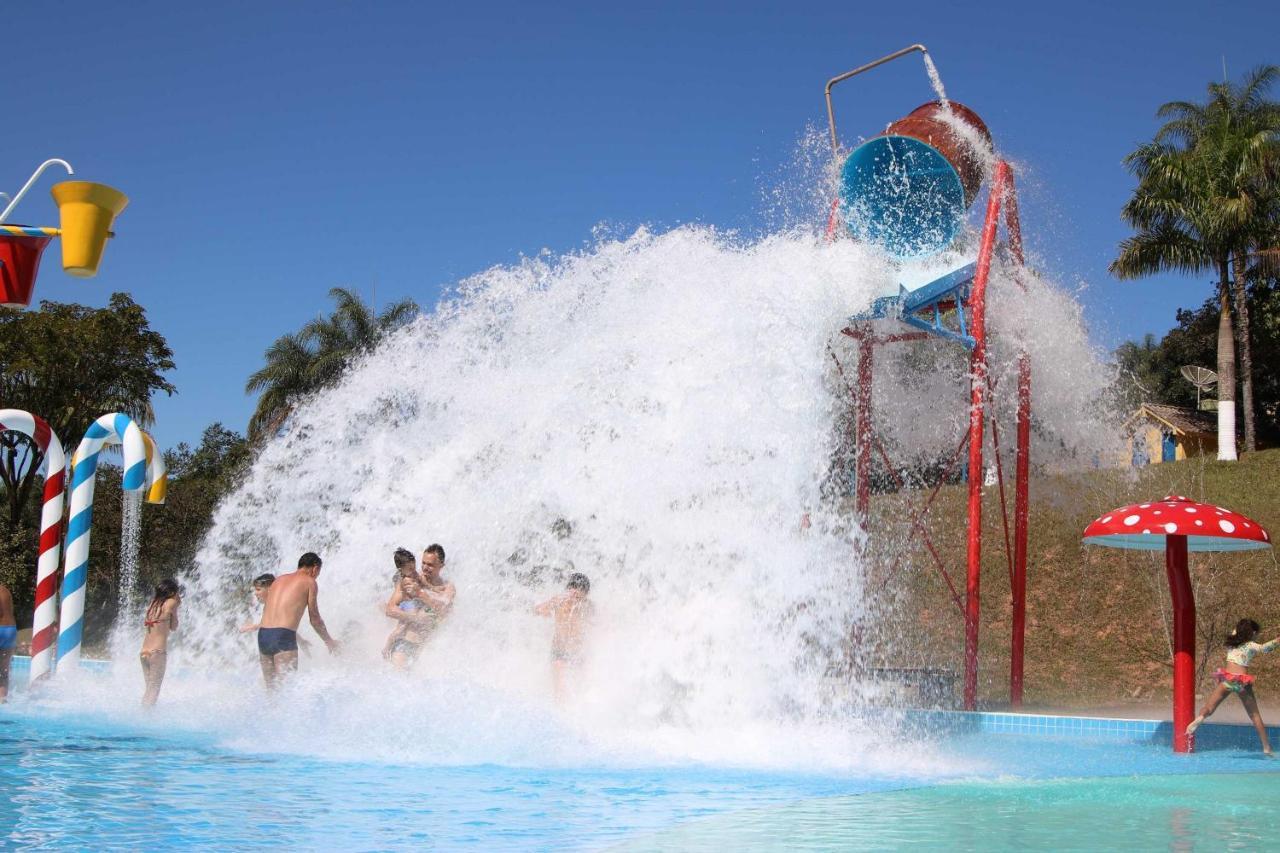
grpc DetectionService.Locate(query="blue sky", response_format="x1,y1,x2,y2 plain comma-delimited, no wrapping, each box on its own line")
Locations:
6,0,1278,448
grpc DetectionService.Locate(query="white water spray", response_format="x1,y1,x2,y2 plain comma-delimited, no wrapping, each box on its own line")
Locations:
49,137,1115,774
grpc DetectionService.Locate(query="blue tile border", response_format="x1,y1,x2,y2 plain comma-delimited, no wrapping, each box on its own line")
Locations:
903,709,1279,751
6,654,111,679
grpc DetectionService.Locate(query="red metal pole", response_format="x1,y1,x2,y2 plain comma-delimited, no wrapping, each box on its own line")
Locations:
963,166,1006,710
1165,535,1195,753
855,335,873,520
1002,162,1032,709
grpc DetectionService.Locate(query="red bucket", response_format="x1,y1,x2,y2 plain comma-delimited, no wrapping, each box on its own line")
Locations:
0,232,54,308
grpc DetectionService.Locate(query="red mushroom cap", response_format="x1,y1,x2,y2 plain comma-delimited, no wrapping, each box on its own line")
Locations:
1083,495,1270,552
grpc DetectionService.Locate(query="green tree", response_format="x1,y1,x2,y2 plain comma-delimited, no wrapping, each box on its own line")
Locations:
0,293,176,530
1111,65,1280,458
246,287,418,440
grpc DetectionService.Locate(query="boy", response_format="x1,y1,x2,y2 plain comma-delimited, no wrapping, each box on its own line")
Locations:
534,573,592,704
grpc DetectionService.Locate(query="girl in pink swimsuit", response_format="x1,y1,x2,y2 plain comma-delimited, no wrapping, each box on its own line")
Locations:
1186,618,1279,754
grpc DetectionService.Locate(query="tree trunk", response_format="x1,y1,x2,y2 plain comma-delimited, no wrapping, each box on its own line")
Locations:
1232,251,1257,453
1216,259,1238,461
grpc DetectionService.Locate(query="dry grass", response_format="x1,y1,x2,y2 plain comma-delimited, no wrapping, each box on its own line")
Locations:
861,449,1280,710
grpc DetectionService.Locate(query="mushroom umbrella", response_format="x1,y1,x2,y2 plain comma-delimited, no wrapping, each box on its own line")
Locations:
1082,495,1271,752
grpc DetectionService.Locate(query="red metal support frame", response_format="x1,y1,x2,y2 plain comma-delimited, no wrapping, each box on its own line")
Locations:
1165,535,1195,753
962,163,1006,710
1002,167,1032,708
833,161,1031,713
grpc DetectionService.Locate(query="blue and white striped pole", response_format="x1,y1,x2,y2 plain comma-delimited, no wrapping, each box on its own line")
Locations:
56,413,164,670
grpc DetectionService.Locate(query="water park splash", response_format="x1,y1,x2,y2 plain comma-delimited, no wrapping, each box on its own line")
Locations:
30,47,1111,771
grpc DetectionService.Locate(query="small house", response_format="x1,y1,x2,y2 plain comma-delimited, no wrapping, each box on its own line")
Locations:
1124,403,1217,466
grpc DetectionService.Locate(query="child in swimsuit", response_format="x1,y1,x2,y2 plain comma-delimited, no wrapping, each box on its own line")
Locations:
1186,618,1279,754
382,576,432,670
534,573,593,704
140,579,181,707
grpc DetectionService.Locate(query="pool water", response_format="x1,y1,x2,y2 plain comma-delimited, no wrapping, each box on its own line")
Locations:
2,704,1277,850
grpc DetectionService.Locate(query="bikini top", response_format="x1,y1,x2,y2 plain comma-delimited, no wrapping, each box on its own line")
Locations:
399,598,425,613
1226,639,1279,667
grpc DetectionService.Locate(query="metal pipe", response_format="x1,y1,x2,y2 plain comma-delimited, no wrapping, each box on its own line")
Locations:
0,159,75,224
855,335,874,520
963,163,1006,710
824,44,929,154
1002,163,1033,709
1165,535,1195,753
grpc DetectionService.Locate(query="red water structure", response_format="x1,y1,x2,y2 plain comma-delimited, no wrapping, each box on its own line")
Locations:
825,46,1033,711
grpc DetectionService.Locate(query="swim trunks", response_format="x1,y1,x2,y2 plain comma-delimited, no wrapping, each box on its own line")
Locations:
390,638,423,661
551,647,581,665
0,625,16,650
257,627,298,655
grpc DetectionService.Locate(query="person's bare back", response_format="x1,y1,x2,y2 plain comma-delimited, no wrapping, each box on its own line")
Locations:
257,552,338,688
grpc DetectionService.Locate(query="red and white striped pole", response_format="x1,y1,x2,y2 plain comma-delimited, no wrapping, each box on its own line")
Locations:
0,409,66,684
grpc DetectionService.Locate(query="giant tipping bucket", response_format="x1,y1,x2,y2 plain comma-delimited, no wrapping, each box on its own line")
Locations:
0,232,53,307
51,181,129,277
839,101,992,259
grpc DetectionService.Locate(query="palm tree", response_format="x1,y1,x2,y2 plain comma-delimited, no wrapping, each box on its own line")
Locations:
1111,65,1280,459
245,288,419,441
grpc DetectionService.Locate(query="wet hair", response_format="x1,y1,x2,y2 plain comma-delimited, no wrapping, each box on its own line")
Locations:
567,572,590,594
252,573,275,588
393,548,416,571
424,543,446,563
1226,619,1262,648
298,552,322,569
146,578,180,622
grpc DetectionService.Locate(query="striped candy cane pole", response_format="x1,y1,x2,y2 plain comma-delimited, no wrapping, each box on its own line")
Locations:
56,413,157,670
0,410,66,684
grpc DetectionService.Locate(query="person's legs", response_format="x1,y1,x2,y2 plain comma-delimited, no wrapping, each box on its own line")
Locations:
0,649,11,702
141,651,167,706
1188,683,1232,733
273,650,299,681
1239,688,1273,754
259,653,278,688
552,660,567,705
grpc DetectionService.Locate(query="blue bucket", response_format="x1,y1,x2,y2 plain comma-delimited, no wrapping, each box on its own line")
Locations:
838,101,991,259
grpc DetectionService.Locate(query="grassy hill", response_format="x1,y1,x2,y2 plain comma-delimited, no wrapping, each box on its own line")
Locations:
863,449,1280,710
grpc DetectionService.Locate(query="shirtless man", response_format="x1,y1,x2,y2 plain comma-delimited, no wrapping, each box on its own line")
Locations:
534,573,593,704
0,582,16,701
383,545,455,645
258,552,339,687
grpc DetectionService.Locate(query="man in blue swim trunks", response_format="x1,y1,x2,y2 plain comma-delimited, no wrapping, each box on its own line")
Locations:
0,581,16,701
258,552,339,688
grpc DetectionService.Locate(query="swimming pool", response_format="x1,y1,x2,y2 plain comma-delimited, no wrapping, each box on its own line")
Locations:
3,689,1277,850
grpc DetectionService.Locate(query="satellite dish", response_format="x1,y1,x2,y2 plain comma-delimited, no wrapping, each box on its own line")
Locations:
1180,365,1217,409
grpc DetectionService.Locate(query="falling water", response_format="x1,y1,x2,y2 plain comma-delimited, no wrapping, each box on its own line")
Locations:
922,53,949,107
109,490,144,661
38,138,1117,774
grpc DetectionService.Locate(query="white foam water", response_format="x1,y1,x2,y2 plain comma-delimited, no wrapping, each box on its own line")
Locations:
77,157,1115,774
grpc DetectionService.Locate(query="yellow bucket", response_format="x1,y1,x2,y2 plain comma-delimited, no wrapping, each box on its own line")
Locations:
50,181,129,277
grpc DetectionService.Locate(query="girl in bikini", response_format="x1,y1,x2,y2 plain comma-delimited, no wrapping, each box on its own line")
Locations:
140,579,181,707
1186,618,1280,754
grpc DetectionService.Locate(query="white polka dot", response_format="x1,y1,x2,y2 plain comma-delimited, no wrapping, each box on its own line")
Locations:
1123,515,1140,526
1216,511,1224,516
1164,523,1177,533
1142,529,1151,534
1243,521,1251,528
1219,519,1236,534
1195,520,1204,526
1185,507,1197,514
1102,516,1112,523
1140,504,1151,509
1154,511,1162,516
